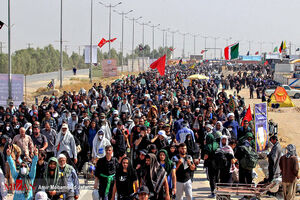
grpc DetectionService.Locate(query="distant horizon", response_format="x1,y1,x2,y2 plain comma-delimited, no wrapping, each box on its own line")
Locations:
0,0,299,58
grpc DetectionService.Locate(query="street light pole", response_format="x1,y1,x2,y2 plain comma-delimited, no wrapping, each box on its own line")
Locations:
213,37,219,59
114,9,133,71
7,0,12,102
127,16,142,72
59,0,63,88
202,36,209,59
180,33,188,58
148,24,160,59
192,34,200,55
170,30,178,59
137,21,151,71
89,0,93,83
99,1,122,59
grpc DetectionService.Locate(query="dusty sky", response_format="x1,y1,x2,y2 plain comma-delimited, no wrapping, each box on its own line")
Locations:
0,0,299,58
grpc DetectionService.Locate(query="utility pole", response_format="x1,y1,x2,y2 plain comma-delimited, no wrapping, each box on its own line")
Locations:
114,9,133,71
248,40,252,55
99,1,122,59
148,24,160,59
7,0,12,102
127,16,142,72
64,45,69,55
289,41,292,56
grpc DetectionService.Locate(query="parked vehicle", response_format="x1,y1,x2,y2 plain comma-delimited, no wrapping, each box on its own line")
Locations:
265,85,300,99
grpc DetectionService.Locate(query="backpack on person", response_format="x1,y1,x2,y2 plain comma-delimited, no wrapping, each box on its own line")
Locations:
214,148,228,169
240,145,258,170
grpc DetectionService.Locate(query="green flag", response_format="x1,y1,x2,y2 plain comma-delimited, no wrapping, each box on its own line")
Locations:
230,43,239,60
273,46,278,52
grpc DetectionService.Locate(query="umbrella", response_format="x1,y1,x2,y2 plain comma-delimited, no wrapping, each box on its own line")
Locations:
290,59,300,64
187,74,209,80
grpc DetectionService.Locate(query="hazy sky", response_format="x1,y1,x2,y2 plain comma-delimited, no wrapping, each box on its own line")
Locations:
0,0,299,58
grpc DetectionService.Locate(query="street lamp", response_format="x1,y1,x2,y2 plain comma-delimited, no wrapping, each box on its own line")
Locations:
212,37,220,59
59,0,63,88
223,36,232,46
137,20,151,70
170,30,178,59
147,23,160,59
114,9,133,71
126,16,142,72
247,40,252,55
7,0,12,102
201,36,209,59
98,1,122,58
179,32,189,58
192,34,200,55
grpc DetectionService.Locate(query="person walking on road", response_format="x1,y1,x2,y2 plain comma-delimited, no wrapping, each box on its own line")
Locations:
279,144,299,200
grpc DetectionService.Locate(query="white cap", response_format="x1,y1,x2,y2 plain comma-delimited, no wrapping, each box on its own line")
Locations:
58,154,67,160
35,191,48,200
113,110,119,115
62,124,68,129
158,130,167,139
227,113,234,118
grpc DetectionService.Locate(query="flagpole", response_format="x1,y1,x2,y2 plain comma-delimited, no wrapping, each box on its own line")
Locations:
89,0,93,83
170,30,178,59
137,21,151,71
59,0,63,88
7,0,12,103
202,36,208,59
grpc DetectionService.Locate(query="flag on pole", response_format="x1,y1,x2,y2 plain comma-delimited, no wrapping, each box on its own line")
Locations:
200,49,207,54
189,64,195,69
279,41,283,53
283,41,287,50
246,51,250,56
241,105,253,126
109,38,117,43
273,46,278,52
255,51,259,55
150,55,166,76
98,38,107,48
224,43,239,60
296,48,300,51
169,47,175,52
264,61,269,66
0,21,4,30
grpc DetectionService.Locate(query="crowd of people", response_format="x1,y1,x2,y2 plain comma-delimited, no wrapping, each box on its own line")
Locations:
0,63,298,200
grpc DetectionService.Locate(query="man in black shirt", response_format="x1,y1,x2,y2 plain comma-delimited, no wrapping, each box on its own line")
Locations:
173,143,195,200
94,145,119,200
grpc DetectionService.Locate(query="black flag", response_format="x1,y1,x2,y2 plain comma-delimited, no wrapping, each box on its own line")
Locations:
0,21,4,30
246,51,250,56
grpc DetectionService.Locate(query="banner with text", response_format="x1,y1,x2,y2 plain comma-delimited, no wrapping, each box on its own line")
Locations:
0,74,24,106
254,102,268,152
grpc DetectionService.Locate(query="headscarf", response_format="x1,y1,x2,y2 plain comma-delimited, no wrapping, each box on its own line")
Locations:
44,157,59,186
220,135,234,155
205,133,219,153
214,121,224,131
185,133,198,156
157,149,173,176
286,144,297,158
143,153,166,197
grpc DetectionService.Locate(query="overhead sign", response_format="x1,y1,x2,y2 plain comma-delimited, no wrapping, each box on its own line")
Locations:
240,56,261,61
0,74,24,106
102,59,118,77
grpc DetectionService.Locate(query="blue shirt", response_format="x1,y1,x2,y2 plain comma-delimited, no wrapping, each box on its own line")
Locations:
88,128,97,147
176,127,195,143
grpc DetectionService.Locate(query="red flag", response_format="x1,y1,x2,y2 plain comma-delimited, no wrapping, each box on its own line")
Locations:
255,51,259,55
201,49,207,54
98,38,107,48
264,61,269,66
150,55,166,76
169,48,175,52
109,38,117,42
224,46,230,60
242,105,253,126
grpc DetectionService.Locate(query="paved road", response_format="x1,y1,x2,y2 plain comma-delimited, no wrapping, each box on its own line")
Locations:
25,68,89,91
